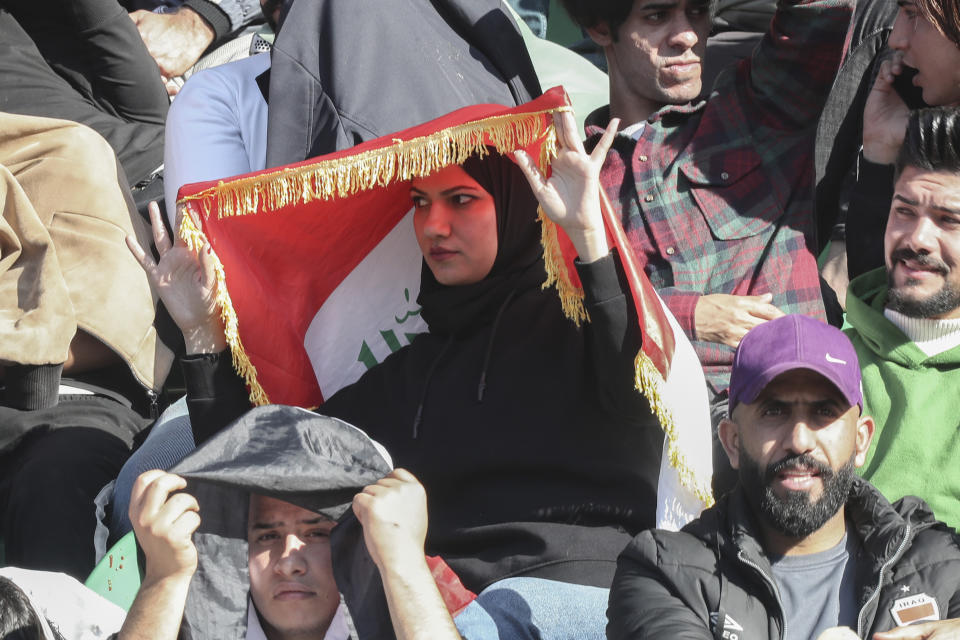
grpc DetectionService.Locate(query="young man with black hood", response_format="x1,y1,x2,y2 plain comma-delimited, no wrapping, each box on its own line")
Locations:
119,467,461,640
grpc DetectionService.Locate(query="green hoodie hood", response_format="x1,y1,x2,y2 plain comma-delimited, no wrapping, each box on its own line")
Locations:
845,267,960,532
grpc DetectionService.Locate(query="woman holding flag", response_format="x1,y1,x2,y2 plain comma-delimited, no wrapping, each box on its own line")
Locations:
128,96,709,638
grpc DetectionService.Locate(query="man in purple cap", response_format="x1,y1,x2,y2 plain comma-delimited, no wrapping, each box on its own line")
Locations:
607,314,960,640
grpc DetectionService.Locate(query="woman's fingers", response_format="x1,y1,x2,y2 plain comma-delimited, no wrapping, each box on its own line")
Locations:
126,234,164,291
198,243,218,294
148,201,172,255
512,149,549,197
592,117,620,164
554,110,586,155
126,234,151,271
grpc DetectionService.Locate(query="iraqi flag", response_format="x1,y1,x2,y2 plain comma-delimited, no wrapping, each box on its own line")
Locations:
177,86,714,526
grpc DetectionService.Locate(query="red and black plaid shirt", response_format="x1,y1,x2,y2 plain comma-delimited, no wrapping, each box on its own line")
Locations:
586,0,852,394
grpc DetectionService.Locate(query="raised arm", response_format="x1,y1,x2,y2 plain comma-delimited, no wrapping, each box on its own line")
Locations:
515,111,656,420
513,110,618,264
352,469,462,640
127,202,250,443
119,471,200,640
742,0,854,130
126,202,226,355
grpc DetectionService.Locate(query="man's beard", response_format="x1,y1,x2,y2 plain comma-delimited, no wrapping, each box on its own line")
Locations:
887,248,960,318
739,450,855,538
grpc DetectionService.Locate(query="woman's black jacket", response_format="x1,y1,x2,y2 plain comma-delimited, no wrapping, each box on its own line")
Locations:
182,253,664,593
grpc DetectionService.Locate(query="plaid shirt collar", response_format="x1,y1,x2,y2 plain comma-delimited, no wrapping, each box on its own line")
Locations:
583,99,708,137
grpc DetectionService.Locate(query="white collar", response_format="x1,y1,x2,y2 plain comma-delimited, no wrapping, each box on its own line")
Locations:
884,307,960,357
245,598,351,640
620,121,646,140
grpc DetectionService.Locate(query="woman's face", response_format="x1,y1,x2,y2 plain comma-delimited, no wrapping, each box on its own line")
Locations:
889,0,960,106
411,164,498,286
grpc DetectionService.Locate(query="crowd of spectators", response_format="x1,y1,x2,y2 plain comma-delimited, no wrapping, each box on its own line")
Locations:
2,0,960,637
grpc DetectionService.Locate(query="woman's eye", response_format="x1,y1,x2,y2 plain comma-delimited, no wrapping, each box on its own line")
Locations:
451,194,476,206
411,196,428,208
255,532,278,543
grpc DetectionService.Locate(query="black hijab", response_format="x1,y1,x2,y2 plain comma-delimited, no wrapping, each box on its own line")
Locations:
416,151,545,336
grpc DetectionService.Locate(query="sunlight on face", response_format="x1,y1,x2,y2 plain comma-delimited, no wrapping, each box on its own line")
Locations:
884,167,960,319
411,164,498,286
247,496,340,640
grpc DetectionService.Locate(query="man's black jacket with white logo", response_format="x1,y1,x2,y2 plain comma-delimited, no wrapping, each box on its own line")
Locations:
608,478,960,639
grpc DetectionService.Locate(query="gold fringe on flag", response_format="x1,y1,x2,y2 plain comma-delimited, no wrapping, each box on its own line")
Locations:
635,352,715,506
175,105,578,407
179,212,270,406
538,208,589,326
175,101,714,509
179,107,573,221
532,121,590,326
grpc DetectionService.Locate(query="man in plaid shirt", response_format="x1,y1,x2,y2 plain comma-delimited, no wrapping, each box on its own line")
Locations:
559,0,852,403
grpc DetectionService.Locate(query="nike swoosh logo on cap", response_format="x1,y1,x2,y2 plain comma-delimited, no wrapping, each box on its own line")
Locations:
825,353,847,364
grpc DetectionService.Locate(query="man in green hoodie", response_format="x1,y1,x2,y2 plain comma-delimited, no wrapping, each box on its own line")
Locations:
845,106,960,532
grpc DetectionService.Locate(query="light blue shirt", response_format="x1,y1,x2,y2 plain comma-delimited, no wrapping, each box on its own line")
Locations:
163,52,270,228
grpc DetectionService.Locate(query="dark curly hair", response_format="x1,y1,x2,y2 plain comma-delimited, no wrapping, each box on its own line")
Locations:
556,0,636,41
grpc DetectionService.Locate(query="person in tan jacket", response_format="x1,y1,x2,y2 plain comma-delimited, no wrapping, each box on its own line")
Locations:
0,112,173,579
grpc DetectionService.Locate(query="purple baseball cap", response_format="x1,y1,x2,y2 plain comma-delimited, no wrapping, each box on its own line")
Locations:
727,314,862,416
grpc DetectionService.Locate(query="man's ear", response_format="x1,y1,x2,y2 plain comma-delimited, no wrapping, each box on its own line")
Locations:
718,418,741,469
585,20,615,47
853,413,875,468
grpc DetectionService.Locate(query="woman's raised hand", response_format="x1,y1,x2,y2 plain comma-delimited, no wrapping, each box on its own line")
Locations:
514,110,619,263
126,202,227,354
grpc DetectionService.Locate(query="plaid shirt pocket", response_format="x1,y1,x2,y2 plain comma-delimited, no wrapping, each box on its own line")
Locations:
680,146,784,240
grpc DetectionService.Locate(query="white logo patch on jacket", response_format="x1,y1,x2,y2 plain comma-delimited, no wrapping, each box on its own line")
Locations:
890,593,940,626
710,612,744,639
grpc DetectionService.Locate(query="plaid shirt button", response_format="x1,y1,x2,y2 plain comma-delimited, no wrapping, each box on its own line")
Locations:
643,195,654,202
639,155,649,162
720,172,730,181
666,247,676,256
